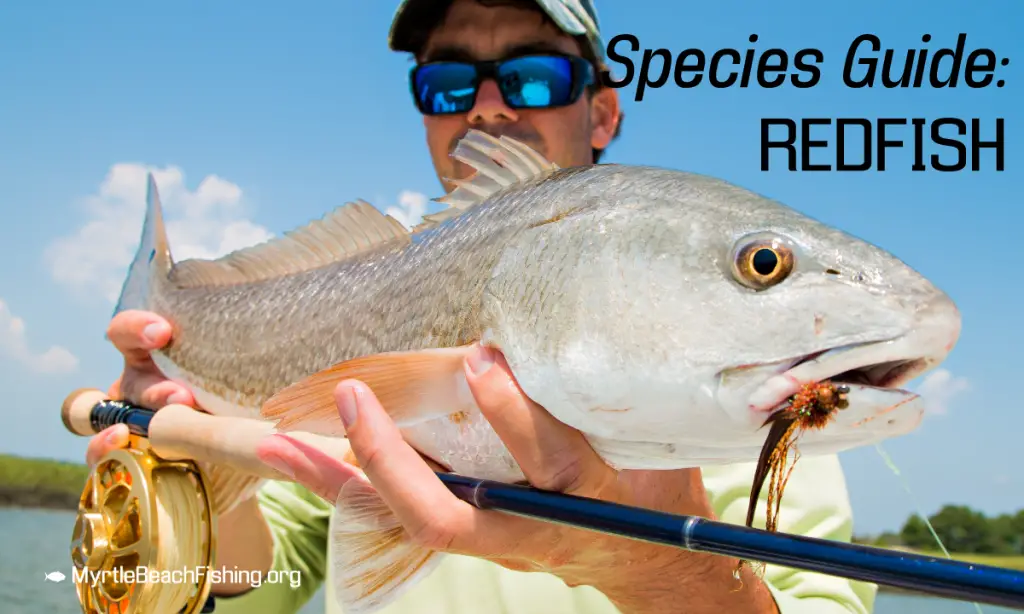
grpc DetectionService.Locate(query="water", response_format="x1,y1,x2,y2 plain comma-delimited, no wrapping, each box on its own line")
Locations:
1,507,1016,614
0,507,325,614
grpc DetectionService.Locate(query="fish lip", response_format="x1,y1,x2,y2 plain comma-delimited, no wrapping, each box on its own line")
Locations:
748,340,936,414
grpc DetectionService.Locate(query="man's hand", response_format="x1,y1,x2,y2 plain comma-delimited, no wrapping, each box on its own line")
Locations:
104,310,195,409
85,310,194,465
258,344,780,614
82,309,273,596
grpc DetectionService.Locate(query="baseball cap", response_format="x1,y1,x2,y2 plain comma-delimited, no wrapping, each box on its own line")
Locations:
388,0,606,63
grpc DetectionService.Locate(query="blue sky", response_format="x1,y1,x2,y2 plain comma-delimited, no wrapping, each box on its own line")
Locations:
0,0,1019,535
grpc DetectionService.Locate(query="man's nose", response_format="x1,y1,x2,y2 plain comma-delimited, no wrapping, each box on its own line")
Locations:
466,79,519,125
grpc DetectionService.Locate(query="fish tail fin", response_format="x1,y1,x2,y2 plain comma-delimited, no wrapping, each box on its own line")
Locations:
329,474,444,614
114,173,173,316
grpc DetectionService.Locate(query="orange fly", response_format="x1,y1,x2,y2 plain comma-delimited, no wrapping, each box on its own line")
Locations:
735,381,851,578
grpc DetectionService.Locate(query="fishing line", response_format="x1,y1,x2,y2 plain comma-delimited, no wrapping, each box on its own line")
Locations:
874,441,984,614
142,468,205,613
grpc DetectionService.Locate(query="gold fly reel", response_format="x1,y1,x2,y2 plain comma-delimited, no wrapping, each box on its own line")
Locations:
71,437,216,614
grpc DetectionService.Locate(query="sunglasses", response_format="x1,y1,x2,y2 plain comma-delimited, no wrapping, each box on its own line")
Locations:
410,53,596,116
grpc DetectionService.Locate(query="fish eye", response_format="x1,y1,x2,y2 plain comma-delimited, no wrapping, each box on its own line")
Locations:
731,235,795,290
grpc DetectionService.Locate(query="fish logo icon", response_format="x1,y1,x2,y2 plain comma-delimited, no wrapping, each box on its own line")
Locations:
44,571,66,582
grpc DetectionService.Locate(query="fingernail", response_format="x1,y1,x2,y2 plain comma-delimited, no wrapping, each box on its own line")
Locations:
142,322,165,344
167,391,190,406
338,384,359,429
262,454,296,479
466,344,495,376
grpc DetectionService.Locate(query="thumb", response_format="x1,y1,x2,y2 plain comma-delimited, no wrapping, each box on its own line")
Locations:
86,424,130,467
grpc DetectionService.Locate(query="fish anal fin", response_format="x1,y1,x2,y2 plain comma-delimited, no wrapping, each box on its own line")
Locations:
170,200,411,288
260,345,479,436
330,476,444,614
415,130,560,232
200,462,265,516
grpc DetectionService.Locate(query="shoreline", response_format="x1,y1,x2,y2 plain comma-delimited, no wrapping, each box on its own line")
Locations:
0,486,81,510
0,453,89,511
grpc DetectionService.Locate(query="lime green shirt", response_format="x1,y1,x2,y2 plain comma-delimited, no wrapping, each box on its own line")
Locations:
212,454,876,613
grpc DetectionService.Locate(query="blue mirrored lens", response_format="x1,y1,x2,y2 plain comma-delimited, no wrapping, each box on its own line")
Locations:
414,63,478,114
497,56,575,108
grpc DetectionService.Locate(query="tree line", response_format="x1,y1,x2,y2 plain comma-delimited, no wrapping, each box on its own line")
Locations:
856,505,1024,555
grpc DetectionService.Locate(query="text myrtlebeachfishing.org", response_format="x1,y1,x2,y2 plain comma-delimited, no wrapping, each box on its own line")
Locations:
599,32,1008,172
72,566,302,589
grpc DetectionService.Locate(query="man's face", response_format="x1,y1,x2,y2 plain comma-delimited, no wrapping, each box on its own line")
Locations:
417,0,620,190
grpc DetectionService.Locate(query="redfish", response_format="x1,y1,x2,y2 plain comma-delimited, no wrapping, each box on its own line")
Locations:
114,129,960,613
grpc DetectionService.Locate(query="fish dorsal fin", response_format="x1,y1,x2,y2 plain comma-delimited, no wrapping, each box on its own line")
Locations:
414,130,559,232
170,199,411,288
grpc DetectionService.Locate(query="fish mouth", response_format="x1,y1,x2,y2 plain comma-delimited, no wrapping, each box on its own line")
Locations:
792,348,928,389
747,340,936,415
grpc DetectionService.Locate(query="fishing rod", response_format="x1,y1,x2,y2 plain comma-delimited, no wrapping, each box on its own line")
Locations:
439,473,1024,610
63,390,1024,612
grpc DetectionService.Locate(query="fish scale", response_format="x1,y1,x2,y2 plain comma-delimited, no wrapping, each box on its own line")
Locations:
114,129,959,614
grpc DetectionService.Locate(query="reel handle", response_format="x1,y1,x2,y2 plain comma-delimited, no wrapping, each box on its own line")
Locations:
62,388,352,481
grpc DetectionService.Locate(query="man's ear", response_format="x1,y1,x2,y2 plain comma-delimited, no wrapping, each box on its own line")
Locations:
589,86,621,151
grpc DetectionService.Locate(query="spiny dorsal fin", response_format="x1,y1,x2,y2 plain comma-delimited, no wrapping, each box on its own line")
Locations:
170,199,410,288
414,130,559,232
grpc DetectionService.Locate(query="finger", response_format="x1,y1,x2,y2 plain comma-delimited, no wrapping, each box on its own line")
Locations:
106,310,172,367
463,344,614,497
85,425,130,467
107,375,122,399
256,434,361,503
117,372,194,410
338,380,550,561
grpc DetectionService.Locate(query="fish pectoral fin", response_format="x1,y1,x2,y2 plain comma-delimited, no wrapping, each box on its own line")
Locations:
330,474,444,614
261,345,479,436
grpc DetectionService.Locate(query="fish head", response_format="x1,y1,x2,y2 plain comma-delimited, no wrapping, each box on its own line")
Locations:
486,166,961,462
705,217,959,454
632,169,960,453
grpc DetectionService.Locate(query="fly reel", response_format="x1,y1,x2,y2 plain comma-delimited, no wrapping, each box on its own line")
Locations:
62,387,341,613
70,434,216,614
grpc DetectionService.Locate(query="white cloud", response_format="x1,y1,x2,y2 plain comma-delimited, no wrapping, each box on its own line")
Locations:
45,163,274,303
385,190,429,230
0,299,78,374
44,162,434,304
913,368,969,416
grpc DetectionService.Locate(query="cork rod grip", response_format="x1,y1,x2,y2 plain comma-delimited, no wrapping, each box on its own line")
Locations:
61,388,352,481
